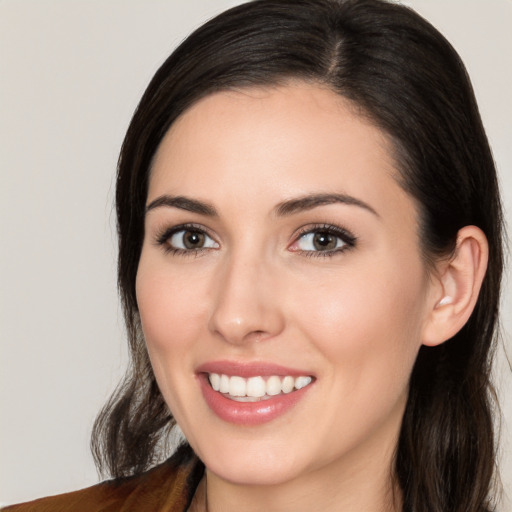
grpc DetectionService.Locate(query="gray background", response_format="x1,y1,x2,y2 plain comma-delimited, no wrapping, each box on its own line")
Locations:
1,0,511,508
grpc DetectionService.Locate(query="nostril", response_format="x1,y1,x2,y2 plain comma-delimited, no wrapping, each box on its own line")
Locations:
245,330,270,343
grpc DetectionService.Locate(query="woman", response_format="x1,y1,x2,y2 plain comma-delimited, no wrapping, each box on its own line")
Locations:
4,0,505,511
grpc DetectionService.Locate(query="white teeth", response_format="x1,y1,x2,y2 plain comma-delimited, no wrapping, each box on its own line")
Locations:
295,376,312,390
246,376,266,397
219,374,230,394
209,373,220,391
207,373,313,399
229,376,247,396
266,375,282,396
282,376,295,394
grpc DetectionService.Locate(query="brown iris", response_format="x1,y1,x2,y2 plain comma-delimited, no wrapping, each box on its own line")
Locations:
313,231,337,251
183,230,206,249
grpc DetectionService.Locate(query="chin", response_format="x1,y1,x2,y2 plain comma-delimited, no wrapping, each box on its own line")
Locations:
206,456,305,487
192,435,310,486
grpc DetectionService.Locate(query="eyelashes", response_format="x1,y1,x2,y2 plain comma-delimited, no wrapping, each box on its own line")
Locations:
155,223,218,256
290,224,356,257
154,222,357,258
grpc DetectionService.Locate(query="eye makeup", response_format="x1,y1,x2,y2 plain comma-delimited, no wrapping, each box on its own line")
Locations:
155,223,219,256
153,220,357,260
289,223,357,258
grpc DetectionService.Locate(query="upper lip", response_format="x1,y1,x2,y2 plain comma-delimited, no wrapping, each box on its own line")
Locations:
196,360,314,378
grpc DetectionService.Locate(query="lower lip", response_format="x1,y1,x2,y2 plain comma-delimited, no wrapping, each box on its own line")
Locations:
198,375,312,426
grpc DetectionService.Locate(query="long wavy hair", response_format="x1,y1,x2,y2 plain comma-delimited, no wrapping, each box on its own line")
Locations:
91,1,504,510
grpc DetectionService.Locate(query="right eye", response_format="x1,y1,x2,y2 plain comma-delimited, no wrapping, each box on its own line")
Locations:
170,229,218,250
158,226,219,254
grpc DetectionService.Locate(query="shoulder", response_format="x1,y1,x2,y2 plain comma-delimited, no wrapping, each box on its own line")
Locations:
2,447,203,512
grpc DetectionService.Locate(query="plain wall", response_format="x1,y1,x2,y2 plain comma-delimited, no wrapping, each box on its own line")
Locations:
1,0,510,507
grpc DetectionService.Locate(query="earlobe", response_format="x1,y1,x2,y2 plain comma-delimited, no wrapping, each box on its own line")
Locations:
422,226,489,347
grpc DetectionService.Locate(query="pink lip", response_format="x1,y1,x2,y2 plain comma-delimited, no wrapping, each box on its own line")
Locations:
196,360,311,378
196,360,314,426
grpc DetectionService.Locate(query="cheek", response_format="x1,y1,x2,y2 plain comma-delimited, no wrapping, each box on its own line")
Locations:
292,256,427,389
135,258,208,366
135,258,211,425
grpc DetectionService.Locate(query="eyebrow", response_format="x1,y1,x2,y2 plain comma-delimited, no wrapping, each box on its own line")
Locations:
274,193,379,217
145,192,378,218
146,195,218,216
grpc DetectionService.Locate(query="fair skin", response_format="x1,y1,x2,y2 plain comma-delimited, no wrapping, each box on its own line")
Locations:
136,83,488,512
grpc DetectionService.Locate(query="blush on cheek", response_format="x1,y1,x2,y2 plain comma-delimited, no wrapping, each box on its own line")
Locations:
136,270,212,371
301,268,424,374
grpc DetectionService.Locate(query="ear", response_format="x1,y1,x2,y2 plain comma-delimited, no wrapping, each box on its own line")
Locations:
421,225,489,347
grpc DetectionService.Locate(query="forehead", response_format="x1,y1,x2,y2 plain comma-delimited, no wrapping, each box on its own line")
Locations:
148,83,412,221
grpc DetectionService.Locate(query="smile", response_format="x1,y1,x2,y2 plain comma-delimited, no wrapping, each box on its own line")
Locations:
197,362,315,425
208,373,313,401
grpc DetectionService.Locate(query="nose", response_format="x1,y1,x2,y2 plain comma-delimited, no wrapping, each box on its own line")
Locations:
208,254,285,345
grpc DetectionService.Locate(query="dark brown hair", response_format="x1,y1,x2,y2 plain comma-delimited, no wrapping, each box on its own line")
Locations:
91,1,504,510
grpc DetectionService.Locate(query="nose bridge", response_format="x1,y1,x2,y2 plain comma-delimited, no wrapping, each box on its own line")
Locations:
208,244,284,344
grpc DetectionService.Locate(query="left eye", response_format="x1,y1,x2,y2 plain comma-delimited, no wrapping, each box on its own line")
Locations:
169,229,219,250
292,228,353,253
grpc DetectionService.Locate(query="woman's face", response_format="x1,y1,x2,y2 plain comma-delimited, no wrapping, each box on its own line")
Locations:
136,83,436,486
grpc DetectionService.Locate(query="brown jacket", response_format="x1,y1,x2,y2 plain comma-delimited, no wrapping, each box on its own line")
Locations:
2,450,203,512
